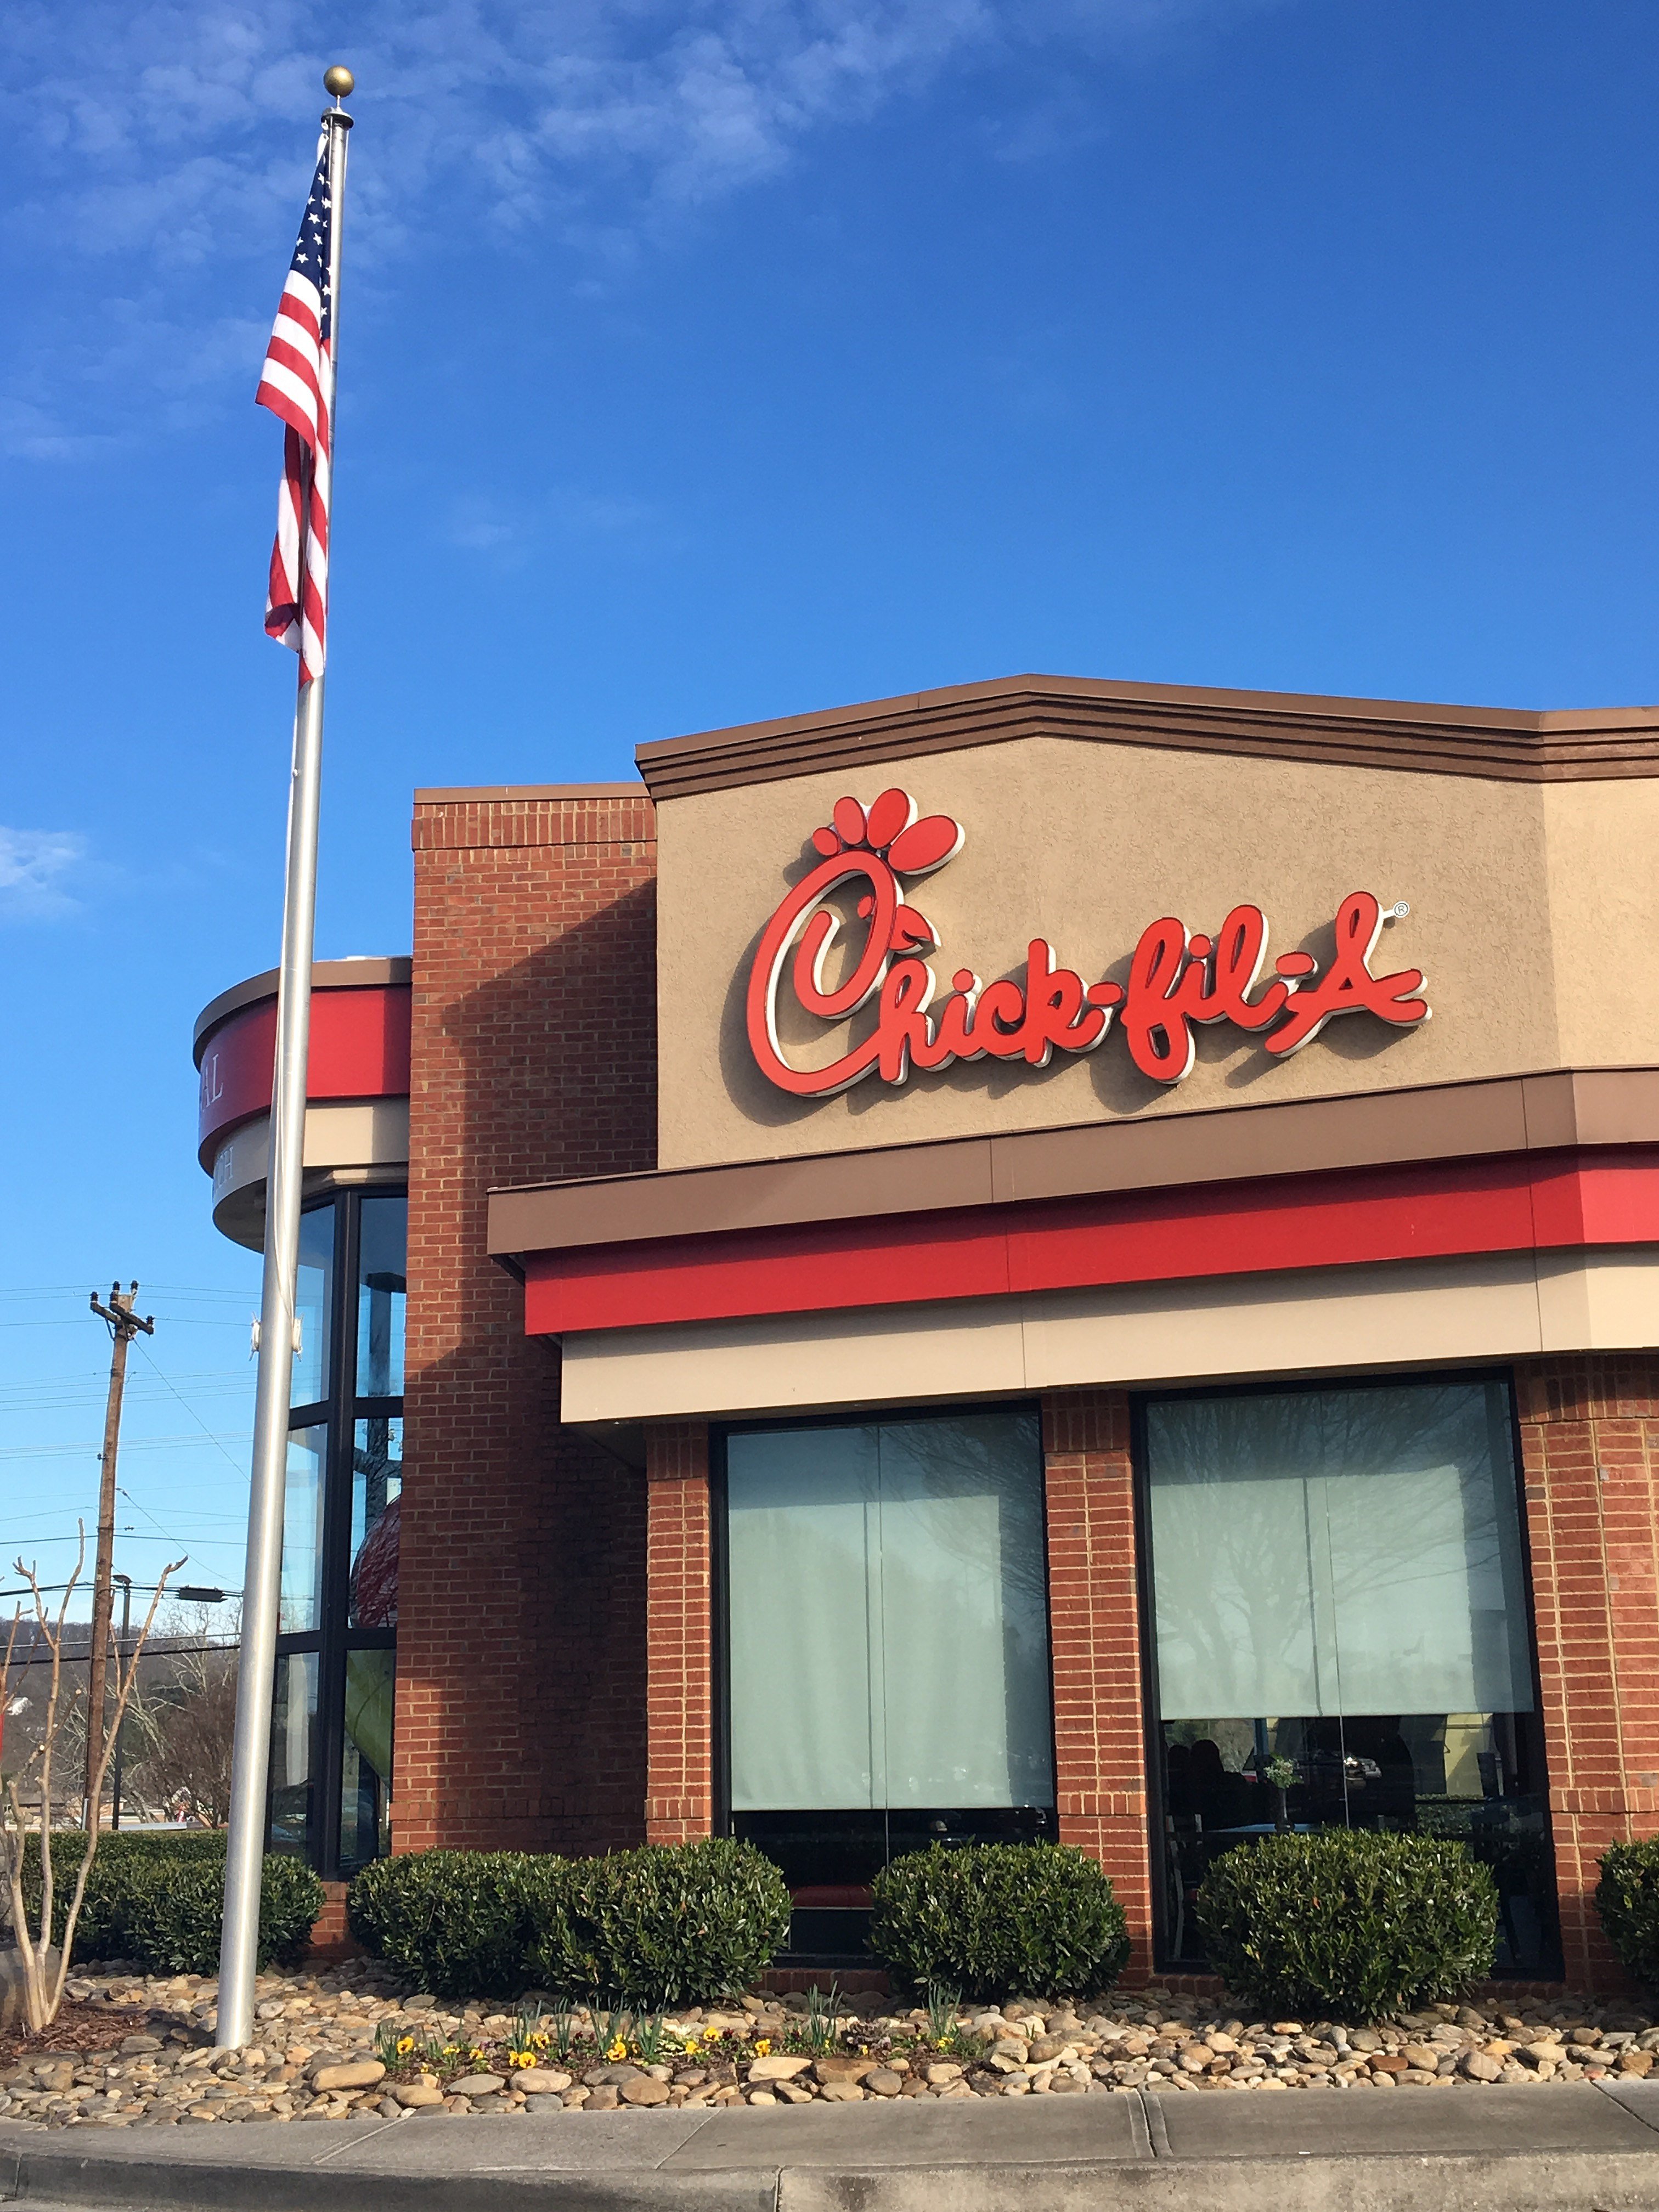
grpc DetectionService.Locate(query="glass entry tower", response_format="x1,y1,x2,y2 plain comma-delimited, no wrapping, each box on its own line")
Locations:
269,1190,405,1877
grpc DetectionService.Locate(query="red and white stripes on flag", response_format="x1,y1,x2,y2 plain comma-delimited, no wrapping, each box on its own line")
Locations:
257,139,334,685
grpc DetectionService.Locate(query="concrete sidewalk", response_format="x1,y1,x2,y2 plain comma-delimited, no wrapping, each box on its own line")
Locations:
4,2082,1659,2211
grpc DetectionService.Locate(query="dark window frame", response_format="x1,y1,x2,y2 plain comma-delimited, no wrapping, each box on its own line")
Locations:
273,1186,402,1879
709,1400,1060,1894
1131,1365,1559,1978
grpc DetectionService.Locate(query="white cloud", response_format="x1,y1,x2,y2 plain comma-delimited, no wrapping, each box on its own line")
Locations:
448,484,669,566
0,829,89,918
0,0,1272,447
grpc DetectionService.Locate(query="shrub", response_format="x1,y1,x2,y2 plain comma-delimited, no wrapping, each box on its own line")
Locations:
868,1843,1131,1999
120,1853,324,1975
1596,1839,1659,1993
535,1838,791,2008
349,1839,791,2006
12,1829,321,1973
348,1850,561,1999
1195,1829,1498,2020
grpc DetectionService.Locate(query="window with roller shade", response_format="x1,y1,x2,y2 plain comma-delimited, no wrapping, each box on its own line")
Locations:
1143,1377,1557,1976
723,1410,1054,1898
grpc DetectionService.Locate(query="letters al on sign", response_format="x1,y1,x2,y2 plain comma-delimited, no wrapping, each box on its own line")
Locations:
744,787,1430,1101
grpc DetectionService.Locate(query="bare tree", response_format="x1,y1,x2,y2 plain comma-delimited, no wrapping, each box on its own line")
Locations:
0,1530,183,2032
129,1604,240,1827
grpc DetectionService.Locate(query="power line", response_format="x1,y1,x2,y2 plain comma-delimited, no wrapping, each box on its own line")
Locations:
134,1340,252,1479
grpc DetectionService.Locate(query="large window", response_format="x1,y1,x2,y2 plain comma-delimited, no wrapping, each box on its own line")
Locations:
721,1409,1054,1946
269,1189,404,1877
1142,1377,1556,1974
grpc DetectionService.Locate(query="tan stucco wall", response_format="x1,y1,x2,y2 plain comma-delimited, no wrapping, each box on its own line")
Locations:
1541,776,1659,1067
652,735,1647,1170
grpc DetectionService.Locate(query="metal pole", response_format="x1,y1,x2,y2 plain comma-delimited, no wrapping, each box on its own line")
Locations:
110,1575,131,1831
218,79,351,2052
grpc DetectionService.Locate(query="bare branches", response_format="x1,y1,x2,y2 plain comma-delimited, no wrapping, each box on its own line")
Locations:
0,1534,185,2032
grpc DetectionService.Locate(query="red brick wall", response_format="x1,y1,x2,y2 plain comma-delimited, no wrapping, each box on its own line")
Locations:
1515,1355,1659,1994
397,788,658,1857
644,1420,714,1844
1041,1387,1156,1980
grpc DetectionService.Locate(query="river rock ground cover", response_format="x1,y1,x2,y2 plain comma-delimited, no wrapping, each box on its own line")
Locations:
1,1962,1655,2126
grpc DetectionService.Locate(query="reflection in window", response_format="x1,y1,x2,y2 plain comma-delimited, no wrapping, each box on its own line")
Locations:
1145,1380,1556,1974
341,1647,394,1870
727,1413,1053,1814
349,1416,401,1628
291,1206,334,1409
268,1650,318,1860
280,1428,326,1635
356,1196,407,1399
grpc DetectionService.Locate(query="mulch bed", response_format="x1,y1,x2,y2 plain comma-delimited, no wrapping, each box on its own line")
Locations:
0,1998,155,2064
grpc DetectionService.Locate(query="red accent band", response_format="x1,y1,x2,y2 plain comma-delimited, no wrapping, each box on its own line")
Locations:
521,1148,1659,1336
196,983,411,1164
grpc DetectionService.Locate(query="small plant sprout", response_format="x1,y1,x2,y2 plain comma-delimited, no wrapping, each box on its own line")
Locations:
636,2015,668,2065
550,2008,576,2062
804,1981,841,2053
925,1984,962,2045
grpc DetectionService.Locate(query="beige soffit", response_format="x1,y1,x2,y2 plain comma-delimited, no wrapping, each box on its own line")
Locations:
634,674,1659,802
210,1100,410,1250
557,1246,1659,1427
487,1065,1659,1261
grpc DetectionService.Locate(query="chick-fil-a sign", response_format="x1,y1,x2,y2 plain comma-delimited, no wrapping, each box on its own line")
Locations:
746,787,1430,1099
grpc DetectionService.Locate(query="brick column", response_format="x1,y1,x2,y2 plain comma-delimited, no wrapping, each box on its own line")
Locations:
398,786,657,1858
1041,1387,1155,1979
1515,1356,1659,1994
645,1420,714,1844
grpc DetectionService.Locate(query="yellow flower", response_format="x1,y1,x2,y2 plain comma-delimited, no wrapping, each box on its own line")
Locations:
508,2050,533,2069
681,2038,702,2058
754,2039,771,2058
606,2037,628,2062
396,2036,414,2056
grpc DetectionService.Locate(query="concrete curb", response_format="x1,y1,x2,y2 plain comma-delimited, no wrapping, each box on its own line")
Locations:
777,2152,1659,2210
7,2139,1659,2212
4,2084,1659,2212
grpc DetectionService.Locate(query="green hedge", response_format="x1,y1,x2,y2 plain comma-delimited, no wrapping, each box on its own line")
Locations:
349,1849,556,1999
349,1839,791,2006
1195,1830,1498,2020
13,1829,323,1974
868,1843,1131,1999
1596,1839,1659,1994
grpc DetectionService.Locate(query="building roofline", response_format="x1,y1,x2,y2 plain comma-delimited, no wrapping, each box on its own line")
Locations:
634,672,1659,802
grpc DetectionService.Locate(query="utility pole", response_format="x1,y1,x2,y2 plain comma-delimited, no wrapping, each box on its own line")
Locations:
110,1573,132,1830
85,1284,153,1827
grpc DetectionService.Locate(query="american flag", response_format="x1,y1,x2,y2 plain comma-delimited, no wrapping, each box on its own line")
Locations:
257,137,334,685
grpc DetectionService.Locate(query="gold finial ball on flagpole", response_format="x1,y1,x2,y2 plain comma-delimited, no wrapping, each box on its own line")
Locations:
324,65,355,98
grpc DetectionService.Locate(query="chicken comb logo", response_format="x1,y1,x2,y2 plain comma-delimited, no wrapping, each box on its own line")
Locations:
745,788,1430,1101
747,788,964,1099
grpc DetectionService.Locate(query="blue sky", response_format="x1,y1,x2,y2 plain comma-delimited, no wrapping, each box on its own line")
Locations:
3,0,1657,1610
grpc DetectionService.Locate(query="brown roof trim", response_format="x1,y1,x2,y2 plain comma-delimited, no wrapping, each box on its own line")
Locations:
633,674,1659,801
412,781,647,805
488,1066,1659,1260
193,957,411,1062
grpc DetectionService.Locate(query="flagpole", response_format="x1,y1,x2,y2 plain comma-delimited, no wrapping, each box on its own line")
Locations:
217,66,353,2053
